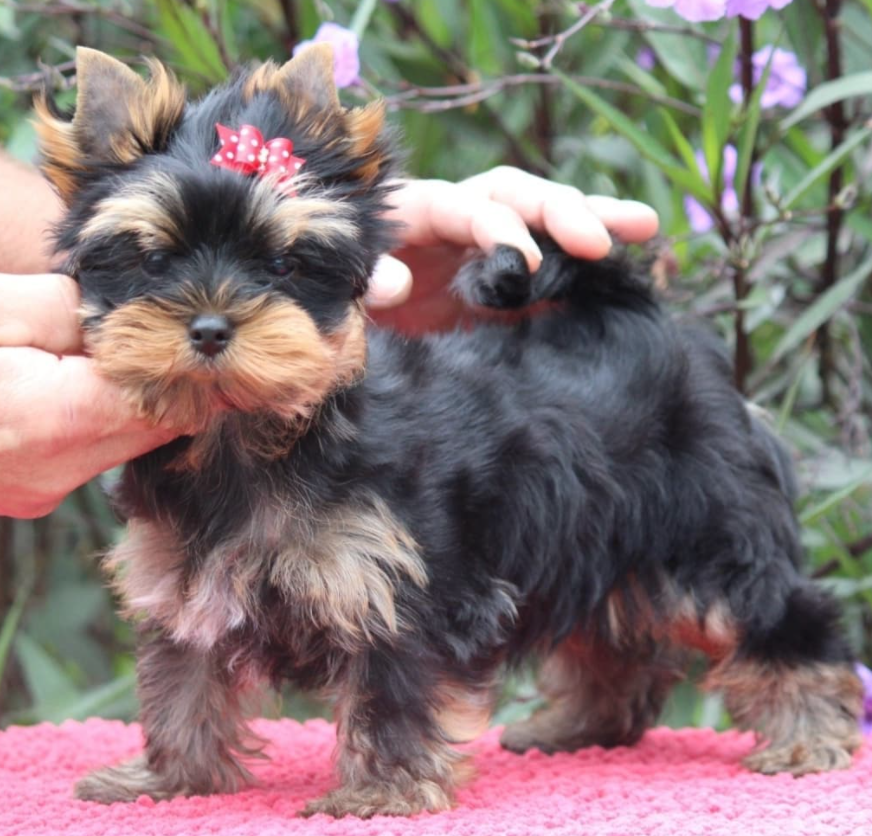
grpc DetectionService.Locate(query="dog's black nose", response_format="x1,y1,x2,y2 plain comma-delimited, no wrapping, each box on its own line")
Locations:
188,314,234,357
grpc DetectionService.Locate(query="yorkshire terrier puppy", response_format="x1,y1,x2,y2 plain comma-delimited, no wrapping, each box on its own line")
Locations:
37,46,862,818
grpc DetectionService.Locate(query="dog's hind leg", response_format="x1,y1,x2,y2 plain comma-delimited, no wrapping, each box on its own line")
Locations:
500,634,684,754
703,580,862,776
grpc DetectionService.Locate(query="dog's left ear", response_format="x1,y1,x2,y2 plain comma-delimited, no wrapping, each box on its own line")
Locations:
270,44,390,183
35,47,185,203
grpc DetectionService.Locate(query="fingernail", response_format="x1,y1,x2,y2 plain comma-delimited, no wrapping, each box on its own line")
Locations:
624,200,657,215
522,237,543,272
598,229,614,254
365,256,412,308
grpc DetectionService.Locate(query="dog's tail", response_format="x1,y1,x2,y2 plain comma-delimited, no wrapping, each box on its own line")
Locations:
451,237,658,316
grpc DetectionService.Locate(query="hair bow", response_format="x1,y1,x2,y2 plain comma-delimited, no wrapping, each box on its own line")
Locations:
210,124,306,196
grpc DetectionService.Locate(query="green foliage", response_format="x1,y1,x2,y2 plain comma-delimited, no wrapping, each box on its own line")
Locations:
0,0,870,734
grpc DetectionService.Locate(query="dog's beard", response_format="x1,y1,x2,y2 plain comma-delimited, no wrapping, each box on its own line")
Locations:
83,288,367,435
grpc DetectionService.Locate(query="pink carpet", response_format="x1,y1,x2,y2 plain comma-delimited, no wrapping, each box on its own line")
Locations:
2,719,871,836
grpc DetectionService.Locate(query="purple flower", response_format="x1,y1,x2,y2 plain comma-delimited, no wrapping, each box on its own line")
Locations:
684,144,761,233
728,46,806,109
644,0,793,21
645,0,727,22
857,663,872,735
726,0,793,19
293,22,360,89
636,47,657,71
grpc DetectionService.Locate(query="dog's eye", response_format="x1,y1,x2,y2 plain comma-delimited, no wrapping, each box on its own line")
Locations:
268,256,295,278
143,251,171,275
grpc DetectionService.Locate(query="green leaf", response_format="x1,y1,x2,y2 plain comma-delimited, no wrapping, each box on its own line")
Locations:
800,455,872,491
617,54,669,99
555,70,710,204
350,0,379,38
698,693,727,730
0,580,31,688
14,632,80,708
626,0,708,91
781,71,872,131
468,0,506,75
768,253,872,366
782,127,872,210
784,125,826,169
4,118,37,162
800,471,872,525
659,109,705,181
776,347,813,432
846,210,872,245
734,45,776,207
701,32,737,193
41,673,137,724
214,0,239,64
0,6,19,39
155,0,227,84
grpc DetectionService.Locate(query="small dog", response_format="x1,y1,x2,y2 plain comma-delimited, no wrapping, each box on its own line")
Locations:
37,46,862,818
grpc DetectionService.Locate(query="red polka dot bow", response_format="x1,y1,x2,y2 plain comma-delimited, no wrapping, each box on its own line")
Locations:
210,124,306,196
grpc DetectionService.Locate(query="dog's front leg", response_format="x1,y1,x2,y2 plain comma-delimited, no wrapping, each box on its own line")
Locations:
302,648,465,819
75,628,258,803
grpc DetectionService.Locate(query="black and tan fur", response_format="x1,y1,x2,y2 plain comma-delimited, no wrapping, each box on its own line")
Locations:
38,47,863,818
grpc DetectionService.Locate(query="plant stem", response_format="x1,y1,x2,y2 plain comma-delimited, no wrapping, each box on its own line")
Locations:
277,0,300,52
817,0,847,406
384,74,701,117
732,18,756,393
533,7,557,164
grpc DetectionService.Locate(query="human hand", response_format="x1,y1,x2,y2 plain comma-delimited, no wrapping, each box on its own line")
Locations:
366,167,659,334
0,273,177,518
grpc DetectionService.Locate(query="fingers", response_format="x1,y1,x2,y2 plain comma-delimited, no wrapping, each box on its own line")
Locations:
0,348,176,518
583,196,660,243
41,354,163,445
385,179,544,272
462,167,659,259
463,168,612,260
365,255,413,309
0,273,84,354
385,170,660,288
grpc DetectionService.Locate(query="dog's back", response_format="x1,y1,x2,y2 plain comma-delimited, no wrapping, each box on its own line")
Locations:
428,241,860,774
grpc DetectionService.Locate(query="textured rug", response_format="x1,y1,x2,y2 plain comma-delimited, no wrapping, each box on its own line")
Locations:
2,718,871,835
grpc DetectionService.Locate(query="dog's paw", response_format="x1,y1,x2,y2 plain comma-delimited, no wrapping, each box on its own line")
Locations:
74,756,184,804
500,718,550,754
743,741,856,776
451,245,532,310
300,781,453,819
500,715,587,755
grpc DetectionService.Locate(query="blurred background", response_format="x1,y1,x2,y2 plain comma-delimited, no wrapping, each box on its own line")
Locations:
0,0,870,731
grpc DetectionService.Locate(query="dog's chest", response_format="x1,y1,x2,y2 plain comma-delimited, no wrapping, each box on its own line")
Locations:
106,496,427,653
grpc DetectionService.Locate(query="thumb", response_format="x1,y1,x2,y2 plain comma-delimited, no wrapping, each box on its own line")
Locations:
364,255,412,309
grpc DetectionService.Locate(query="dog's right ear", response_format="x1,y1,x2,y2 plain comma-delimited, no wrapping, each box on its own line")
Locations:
35,47,185,203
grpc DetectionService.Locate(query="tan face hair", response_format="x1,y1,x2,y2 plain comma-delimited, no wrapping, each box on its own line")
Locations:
83,285,367,435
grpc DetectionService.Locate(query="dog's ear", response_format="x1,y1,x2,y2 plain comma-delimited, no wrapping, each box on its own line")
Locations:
343,99,388,182
270,44,389,183
273,43,341,116
35,47,185,203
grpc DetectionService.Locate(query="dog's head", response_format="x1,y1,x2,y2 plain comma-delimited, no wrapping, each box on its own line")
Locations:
37,46,396,432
